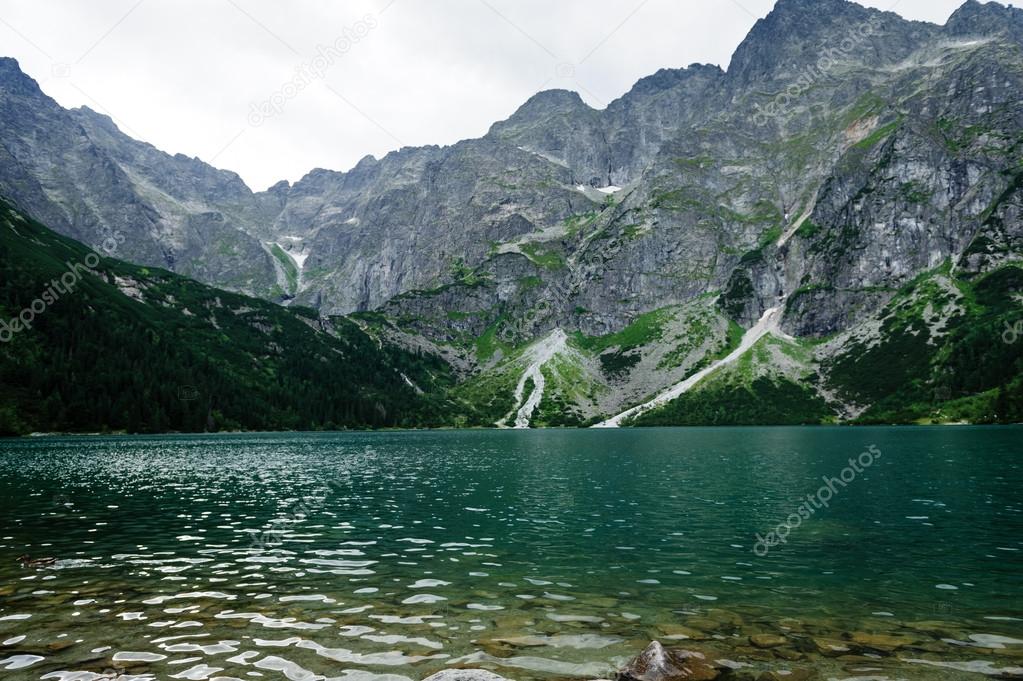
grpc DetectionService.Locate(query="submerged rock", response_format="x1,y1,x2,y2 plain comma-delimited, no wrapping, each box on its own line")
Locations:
748,634,787,649
770,647,803,661
756,670,816,681
716,672,759,681
657,623,711,640
485,635,547,648
422,670,512,681
903,620,964,639
847,631,917,653
685,617,723,633
45,640,76,652
807,637,851,657
617,641,720,681
733,646,775,662
706,609,744,626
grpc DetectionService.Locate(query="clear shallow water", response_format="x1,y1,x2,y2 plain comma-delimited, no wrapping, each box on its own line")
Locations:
0,427,1020,681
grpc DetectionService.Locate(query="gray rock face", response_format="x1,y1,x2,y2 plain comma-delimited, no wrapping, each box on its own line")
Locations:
0,0,1021,354
274,137,590,311
489,65,724,187
946,0,1023,44
777,34,1023,335
0,59,279,296
377,0,1023,346
725,0,940,91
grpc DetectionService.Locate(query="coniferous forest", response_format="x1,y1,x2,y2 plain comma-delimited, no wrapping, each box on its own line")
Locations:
0,201,463,435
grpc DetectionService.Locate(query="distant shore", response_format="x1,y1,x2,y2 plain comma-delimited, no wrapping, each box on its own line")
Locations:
3,420,1019,439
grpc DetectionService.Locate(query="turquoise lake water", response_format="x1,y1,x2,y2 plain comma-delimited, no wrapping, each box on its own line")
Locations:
0,427,1020,680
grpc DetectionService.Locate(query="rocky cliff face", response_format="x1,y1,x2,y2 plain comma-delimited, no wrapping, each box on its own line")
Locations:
375,0,1023,344
272,138,592,311
2,1,1019,326
0,60,281,296
1,0,1021,425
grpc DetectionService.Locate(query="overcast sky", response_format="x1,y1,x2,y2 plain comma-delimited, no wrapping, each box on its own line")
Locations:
0,0,970,190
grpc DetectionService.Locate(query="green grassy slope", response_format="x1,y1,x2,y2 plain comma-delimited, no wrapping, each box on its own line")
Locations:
629,335,835,427
825,265,1023,424
627,264,1023,427
630,376,833,426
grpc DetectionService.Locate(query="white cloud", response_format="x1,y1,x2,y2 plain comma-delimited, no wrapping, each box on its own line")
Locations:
0,0,968,190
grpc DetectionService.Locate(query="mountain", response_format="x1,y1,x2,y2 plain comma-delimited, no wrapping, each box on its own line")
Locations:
0,199,465,435
0,59,285,299
1,0,1022,428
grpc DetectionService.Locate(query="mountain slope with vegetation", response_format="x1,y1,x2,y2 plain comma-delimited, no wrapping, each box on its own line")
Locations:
1,0,1022,429
0,201,460,435
629,263,1023,426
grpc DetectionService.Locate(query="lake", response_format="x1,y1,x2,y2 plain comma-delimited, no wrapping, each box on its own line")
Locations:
0,427,1020,680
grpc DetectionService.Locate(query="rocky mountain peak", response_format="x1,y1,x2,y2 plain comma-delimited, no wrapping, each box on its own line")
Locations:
1,0,1021,357
726,0,878,84
733,0,1020,74
945,0,1023,41
491,89,591,131
263,179,291,194
0,57,44,97
770,0,856,15
617,64,723,100
70,106,119,132
520,88,587,110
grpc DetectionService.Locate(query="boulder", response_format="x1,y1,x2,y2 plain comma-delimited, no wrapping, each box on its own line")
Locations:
617,641,720,681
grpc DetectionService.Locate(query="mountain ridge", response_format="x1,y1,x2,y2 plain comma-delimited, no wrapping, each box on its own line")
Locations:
2,0,1022,428
0,0,1010,191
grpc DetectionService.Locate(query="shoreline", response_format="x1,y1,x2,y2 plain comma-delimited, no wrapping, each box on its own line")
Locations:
2,420,1020,439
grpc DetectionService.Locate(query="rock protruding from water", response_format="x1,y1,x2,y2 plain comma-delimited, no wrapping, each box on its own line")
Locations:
422,670,512,681
617,641,720,681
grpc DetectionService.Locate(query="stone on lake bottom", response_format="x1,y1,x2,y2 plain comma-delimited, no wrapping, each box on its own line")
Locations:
685,617,722,632
422,670,512,681
757,670,816,681
771,648,803,661
658,623,711,640
810,637,851,656
749,634,788,649
848,631,916,652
